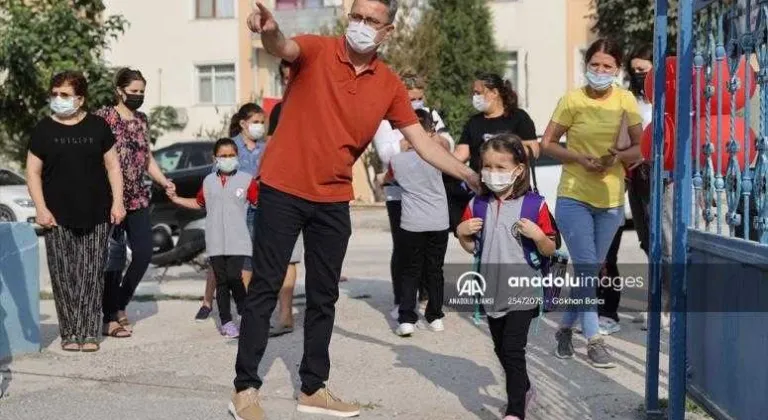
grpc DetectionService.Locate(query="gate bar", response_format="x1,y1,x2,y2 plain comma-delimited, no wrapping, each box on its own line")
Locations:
671,0,695,419
646,1,669,418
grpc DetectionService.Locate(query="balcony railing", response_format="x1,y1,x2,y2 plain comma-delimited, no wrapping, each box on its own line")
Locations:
270,1,344,37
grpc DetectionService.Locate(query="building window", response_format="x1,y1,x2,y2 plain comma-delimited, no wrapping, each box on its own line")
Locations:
197,64,236,105
275,0,324,9
501,51,519,90
196,0,234,19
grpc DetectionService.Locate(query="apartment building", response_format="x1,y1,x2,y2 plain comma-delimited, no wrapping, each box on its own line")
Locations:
102,0,350,147
102,0,594,202
489,0,594,136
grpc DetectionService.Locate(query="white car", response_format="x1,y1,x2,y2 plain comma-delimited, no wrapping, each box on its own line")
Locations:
0,168,40,232
532,146,633,223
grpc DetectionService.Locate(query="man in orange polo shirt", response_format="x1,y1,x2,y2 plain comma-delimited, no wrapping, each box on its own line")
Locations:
229,1,480,419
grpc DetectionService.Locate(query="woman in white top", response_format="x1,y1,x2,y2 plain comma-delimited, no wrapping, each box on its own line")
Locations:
372,73,453,319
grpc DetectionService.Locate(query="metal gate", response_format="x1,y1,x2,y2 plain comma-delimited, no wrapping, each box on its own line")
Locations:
648,1,768,419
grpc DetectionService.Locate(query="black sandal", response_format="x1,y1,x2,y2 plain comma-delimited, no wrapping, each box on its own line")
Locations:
80,337,100,353
61,336,80,352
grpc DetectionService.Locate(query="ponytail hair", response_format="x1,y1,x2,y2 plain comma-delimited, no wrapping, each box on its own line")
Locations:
228,103,264,137
113,67,146,102
477,73,519,115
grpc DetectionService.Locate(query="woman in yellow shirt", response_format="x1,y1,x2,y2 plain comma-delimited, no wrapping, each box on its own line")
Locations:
541,39,643,369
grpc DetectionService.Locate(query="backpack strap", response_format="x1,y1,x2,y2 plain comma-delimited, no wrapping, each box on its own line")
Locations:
472,194,491,261
525,145,540,194
520,191,547,272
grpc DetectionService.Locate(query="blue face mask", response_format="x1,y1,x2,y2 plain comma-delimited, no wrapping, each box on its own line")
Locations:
585,70,615,91
50,96,78,117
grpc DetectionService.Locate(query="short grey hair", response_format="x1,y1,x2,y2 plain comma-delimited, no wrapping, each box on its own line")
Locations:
369,0,399,24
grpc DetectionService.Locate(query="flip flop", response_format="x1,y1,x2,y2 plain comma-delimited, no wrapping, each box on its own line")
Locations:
80,337,100,353
61,336,81,352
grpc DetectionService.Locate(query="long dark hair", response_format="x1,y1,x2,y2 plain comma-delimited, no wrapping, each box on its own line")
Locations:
477,73,518,115
228,103,264,137
479,133,530,199
626,44,653,97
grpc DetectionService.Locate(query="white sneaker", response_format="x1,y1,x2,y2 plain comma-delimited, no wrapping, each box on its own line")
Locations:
598,316,621,335
428,319,444,332
661,312,670,330
390,305,399,321
395,323,415,337
640,313,671,331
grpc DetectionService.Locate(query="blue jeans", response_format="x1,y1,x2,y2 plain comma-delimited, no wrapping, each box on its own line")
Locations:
556,197,624,339
243,205,258,272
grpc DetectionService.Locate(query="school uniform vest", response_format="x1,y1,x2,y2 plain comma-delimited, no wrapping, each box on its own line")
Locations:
473,196,541,315
202,171,252,257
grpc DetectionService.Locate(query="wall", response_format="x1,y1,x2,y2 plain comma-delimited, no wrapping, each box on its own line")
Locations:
103,0,239,148
489,0,568,136
566,0,596,91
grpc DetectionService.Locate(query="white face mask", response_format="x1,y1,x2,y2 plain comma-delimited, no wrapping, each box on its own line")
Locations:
482,169,520,193
345,20,379,54
248,123,265,139
50,96,78,117
216,157,239,173
472,94,489,113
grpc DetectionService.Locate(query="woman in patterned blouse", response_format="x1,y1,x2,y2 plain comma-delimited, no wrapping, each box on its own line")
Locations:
96,68,175,338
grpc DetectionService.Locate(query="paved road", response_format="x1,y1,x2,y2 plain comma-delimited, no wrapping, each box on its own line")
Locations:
1,208,669,419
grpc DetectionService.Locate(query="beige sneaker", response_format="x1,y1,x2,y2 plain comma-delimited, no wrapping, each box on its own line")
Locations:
296,387,360,417
228,388,265,420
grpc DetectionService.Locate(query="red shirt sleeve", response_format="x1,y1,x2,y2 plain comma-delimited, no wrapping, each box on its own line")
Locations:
247,179,259,205
196,187,205,207
386,79,419,129
537,202,556,236
292,34,327,67
460,203,473,223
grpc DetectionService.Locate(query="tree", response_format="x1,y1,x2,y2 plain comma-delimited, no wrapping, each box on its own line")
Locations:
148,106,187,145
428,0,502,133
0,0,127,163
590,0,674,56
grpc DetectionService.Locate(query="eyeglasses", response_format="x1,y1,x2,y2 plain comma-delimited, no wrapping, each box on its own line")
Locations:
348,13,384,28
50,92,78,99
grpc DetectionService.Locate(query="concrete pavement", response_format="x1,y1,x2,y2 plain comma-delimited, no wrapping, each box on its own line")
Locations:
1,208,675,419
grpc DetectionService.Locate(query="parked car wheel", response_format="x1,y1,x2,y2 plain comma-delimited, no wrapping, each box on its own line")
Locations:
0,204,16,222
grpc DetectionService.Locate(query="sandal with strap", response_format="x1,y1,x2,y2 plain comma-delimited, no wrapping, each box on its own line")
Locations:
118,316,133,332
80,337,100,353
61,336,81,352
103,323,131,338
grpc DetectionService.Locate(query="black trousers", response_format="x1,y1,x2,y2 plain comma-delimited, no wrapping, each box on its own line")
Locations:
386,200,429,305
397,229,448,324
597,223,623,323
488,308,536,419
102,207,153,323
210,255,247,325
234,183,351,395
627,169,651,256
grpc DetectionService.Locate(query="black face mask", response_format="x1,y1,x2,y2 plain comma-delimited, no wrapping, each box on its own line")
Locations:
630,72,647,96
123,92,145,111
